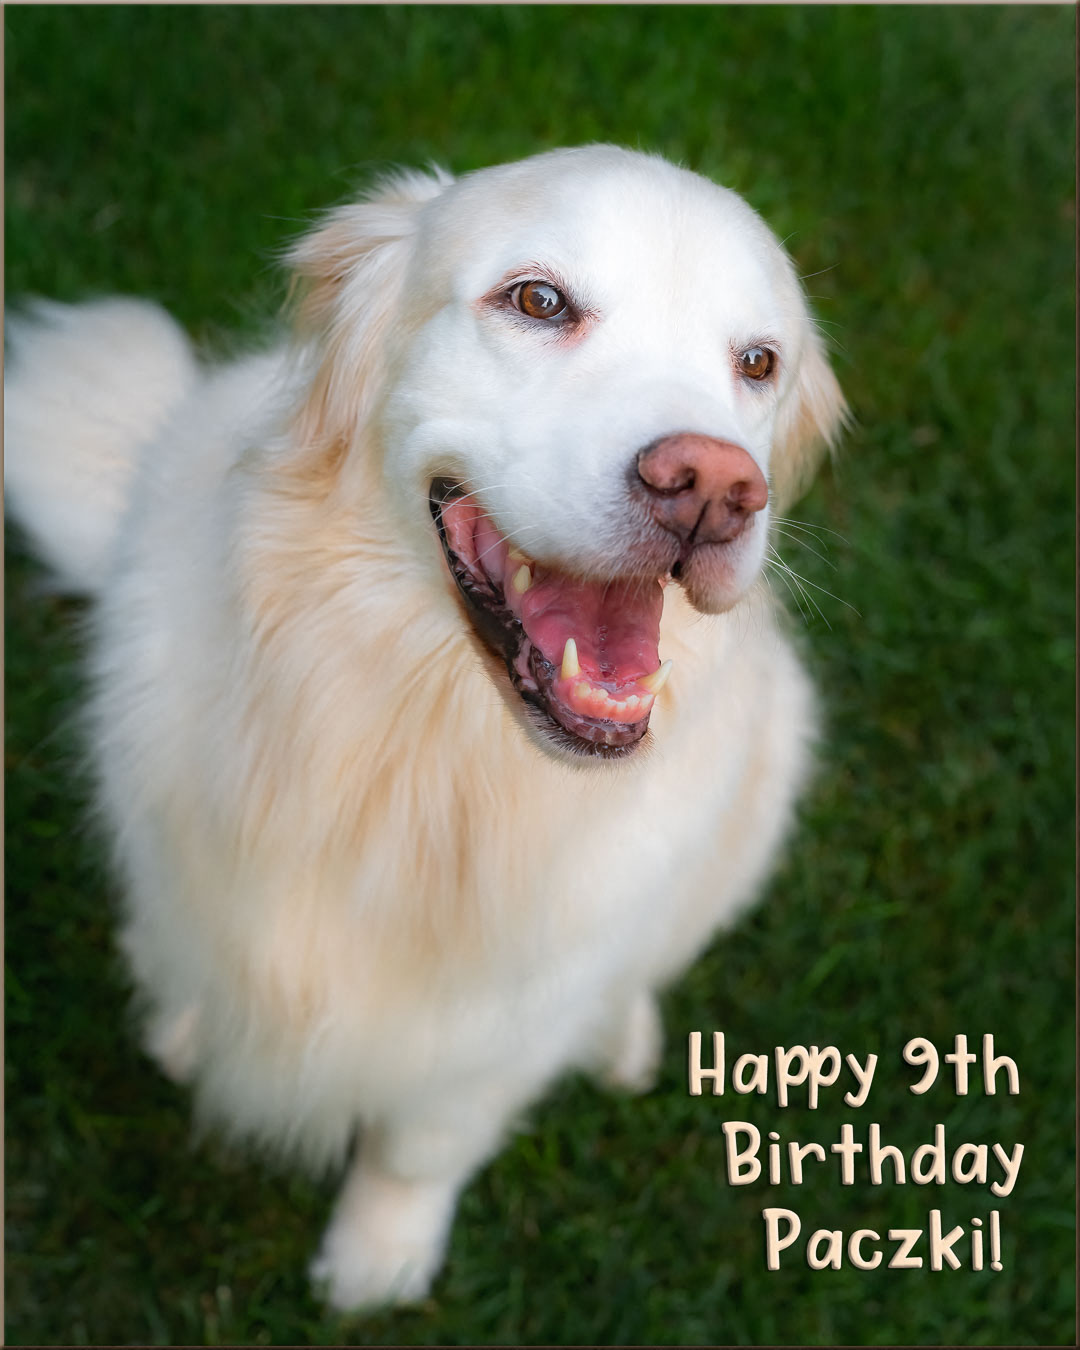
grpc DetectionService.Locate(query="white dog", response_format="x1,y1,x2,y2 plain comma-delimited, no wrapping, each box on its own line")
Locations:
4,145,846,1310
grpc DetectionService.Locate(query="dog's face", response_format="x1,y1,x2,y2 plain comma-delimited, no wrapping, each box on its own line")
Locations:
290,146,846,759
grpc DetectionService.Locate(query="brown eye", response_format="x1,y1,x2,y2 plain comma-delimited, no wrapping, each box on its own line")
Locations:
513,280,568,321
739,346,775,381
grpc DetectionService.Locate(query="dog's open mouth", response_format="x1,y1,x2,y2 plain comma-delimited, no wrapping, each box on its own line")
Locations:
430,478,669,758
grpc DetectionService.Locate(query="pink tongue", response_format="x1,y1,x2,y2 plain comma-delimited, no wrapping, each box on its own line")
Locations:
518,575,662,686
441,494,662,687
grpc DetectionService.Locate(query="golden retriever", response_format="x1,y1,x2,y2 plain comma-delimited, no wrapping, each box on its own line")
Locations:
4,145,846,1310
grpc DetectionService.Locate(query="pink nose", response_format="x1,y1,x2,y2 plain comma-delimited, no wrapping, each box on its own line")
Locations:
636,434,769,546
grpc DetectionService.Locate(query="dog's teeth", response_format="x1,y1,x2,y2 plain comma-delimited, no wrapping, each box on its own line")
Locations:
561,638,580,680
508,547,528,563
512,564,532,595
639,659,673,696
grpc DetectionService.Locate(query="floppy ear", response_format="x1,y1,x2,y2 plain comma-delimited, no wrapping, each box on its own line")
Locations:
769,330,849,513
286,166,453,450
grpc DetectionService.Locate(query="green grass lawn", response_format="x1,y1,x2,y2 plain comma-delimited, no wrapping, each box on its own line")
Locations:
4,6,1075,1345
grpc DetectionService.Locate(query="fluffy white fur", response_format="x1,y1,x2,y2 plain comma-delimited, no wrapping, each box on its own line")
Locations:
4,145,846,1311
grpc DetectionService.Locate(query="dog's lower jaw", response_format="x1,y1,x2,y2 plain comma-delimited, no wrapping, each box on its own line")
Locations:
430,479,662,759
511,643,653,758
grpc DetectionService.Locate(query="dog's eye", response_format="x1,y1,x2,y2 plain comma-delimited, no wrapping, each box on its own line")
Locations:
739,347,776,381
512,280,569,322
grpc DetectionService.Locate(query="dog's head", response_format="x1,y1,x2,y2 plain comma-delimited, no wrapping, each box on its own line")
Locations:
288,145,847,759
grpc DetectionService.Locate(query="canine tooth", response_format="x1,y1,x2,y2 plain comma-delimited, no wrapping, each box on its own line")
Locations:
511,563,532,594
561,638,581,680
639,659,673,696
508,547,527,563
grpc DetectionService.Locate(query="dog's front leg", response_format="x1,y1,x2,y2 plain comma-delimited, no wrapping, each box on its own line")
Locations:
310,1102,509,1312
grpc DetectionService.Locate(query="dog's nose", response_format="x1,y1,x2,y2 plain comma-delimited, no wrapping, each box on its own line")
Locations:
636,434,769,546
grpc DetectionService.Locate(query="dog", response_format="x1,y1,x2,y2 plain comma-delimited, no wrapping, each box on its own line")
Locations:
4,144,847,1311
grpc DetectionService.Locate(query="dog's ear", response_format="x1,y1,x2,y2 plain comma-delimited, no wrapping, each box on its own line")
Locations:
768,330,849,513
287,166,453,449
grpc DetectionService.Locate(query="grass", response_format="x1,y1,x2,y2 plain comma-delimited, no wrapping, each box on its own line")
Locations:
4,5,1075,1345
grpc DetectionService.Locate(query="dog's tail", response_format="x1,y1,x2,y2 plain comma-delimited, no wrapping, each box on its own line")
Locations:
4,297,199,595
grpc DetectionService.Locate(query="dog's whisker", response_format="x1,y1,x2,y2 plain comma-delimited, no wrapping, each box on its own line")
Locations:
768,560,828,629
771,526,836,570
766,546,823,615
768,548,859,623
469,526,545,572
772,515,850,546
764,557,814,626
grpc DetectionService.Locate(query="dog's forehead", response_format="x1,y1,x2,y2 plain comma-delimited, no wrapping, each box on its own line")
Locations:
421,149,788,315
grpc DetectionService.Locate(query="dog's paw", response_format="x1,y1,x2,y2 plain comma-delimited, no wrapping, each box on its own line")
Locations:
144,1002,200,1084
310,1228,442,1312
601,990,663,1094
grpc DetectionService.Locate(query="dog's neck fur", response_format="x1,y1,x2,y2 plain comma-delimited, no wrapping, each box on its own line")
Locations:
223,429,759,976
